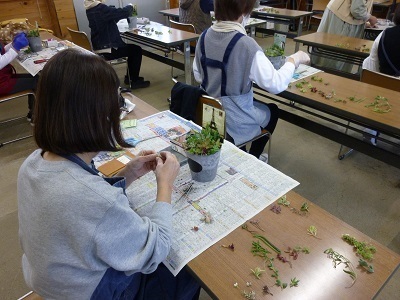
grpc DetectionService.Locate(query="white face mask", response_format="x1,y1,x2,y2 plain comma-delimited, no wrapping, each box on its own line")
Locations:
241,14,250,27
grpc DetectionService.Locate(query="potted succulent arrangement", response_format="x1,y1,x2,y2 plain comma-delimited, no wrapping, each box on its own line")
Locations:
265,43,285,70
184,124,223,182
128,4,138,29
27,27,42,52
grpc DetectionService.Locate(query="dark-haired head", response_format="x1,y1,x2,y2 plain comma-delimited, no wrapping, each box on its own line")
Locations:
34,49,130,155
214,0,257,21
393,4,400,26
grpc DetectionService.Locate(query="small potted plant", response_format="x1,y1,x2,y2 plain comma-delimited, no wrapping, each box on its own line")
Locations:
265,43,285,70
128,4,138,29
184,124,223,182
27,27,42,52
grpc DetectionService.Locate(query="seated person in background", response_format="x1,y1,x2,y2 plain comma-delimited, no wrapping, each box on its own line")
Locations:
0,33,37,122
200,0,214,15
18,49,200,299
314,0,377,73
180,0,212,33
193,0,310,159
85,0,150,89
361,5,400,145
363,5,400,77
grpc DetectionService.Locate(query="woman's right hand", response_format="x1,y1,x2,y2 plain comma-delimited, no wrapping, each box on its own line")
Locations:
368,15,378,28
155,151,180,203
288,51,310,68
12,33,29,52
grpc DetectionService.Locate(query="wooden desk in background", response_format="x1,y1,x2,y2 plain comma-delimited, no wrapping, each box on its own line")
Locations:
254,72,400,168
125,94,399,299
252,6,312,52
373,0,400,19
159,7,180,20
294,32,374,79
119,21,199,85
158,8,267,38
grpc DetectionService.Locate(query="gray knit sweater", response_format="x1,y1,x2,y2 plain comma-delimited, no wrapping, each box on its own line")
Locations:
18,149,173,299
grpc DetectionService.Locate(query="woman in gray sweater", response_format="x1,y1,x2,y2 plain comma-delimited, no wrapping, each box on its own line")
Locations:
18,49,200,299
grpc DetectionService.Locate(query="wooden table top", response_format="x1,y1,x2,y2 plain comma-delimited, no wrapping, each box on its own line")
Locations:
122,94,158,120
120,21,199,47
188,190,400,299
373,0,400,7
252,5,313,18
294,32,374,57
123,96,399,299
279,72,400,136
159,8,180,17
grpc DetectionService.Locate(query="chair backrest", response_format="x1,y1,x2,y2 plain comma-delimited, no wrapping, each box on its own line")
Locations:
0,90,34,105
17,291,43,300
196,95,226,138
67,27,93,51
169,0,179,9
360,69,400,92
312,0,330,12
169,19,197,48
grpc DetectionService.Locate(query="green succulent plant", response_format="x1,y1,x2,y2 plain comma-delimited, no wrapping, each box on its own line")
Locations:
27,28,40,37
184,125,222,155
131,4,138,17
265,44,284,57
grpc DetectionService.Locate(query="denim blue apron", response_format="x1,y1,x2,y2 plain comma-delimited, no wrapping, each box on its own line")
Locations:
62,154,200,299
199,30,269,145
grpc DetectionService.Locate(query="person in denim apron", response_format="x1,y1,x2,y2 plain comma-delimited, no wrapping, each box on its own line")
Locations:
193,0,310,158
17,49,200,299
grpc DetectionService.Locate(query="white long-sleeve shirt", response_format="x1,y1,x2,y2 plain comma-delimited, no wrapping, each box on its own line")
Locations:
0,43,18,70
193,49,295,95
362,31,382,72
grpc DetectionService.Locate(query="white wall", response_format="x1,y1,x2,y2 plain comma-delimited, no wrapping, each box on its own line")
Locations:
73,0,167,37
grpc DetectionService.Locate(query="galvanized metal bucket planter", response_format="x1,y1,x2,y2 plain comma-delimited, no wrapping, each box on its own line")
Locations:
186,150,221,182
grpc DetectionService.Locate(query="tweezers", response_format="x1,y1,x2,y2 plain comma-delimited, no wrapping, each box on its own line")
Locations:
174,182,194,207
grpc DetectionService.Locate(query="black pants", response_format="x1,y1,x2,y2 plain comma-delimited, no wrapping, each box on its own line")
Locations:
226,102,279,159
101,44,143,82
9,74,38,113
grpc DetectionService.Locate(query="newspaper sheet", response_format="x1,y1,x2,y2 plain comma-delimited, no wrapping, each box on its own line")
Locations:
291,64,322,83
94,111,299,276
16,41,92,76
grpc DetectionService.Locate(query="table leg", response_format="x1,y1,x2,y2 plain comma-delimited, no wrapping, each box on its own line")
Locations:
250,25,256,38
183,41,192,85
295,17,304,52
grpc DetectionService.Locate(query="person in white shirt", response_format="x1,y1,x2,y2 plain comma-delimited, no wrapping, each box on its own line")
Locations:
193,0,310,158
0,33,37,122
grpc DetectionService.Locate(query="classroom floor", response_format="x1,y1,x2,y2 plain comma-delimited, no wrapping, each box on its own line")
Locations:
0,30,399,299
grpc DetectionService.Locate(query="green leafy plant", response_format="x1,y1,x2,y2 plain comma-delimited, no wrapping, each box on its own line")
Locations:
27,28,40,37
290,277,300,287
184,124,222,155
265,43,284,57
277,195,290,206
324,248,357,287
131,4,138,17
307,225,321,239
342,234,376,261
250,266,265,279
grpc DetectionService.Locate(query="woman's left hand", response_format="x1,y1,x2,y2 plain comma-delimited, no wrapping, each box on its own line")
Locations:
117,150,158,185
